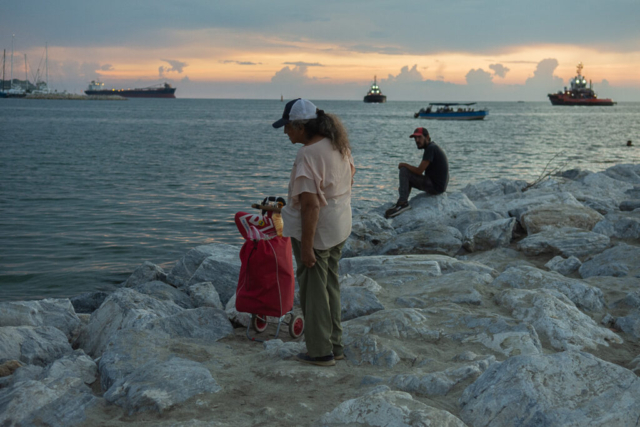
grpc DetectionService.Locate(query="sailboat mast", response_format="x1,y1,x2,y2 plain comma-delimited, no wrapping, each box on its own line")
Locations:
45,42,48,91
10,34,14,88
2,49,5,91
24,54,28,91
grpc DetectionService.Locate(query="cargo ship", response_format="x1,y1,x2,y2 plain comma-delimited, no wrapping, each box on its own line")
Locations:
363,76,386,103
548,63,614,106
85,81,176,98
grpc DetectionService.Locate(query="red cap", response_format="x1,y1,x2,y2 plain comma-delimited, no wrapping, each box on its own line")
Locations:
409,127,429,138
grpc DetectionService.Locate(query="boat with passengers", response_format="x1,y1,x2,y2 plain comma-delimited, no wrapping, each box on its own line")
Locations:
414,103,488,120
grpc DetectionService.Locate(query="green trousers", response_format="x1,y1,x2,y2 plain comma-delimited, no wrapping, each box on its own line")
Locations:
291,238,345,358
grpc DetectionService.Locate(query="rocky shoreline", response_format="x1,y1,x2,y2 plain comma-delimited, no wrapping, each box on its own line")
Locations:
1,163,639,426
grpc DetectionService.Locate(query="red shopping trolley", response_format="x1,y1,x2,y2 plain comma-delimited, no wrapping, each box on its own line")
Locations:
235,197,304,342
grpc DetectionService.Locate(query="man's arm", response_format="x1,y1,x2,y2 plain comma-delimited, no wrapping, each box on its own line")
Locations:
398,160,430,175
300,191,320,268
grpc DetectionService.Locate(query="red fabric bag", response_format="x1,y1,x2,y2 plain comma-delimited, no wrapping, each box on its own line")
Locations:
235,212,295,317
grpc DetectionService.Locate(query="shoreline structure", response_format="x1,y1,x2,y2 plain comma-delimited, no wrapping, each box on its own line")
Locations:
1,163,640,425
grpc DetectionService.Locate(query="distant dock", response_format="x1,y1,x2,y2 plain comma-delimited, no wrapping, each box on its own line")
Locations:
24,93,127,101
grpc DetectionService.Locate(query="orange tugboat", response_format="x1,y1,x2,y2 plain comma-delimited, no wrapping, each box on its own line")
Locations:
548,63,615,106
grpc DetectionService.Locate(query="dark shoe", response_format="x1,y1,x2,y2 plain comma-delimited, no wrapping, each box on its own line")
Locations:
296,352,336,366
384,202,411,219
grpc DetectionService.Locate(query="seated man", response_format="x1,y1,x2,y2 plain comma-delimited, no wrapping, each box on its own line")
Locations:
385,127,449,218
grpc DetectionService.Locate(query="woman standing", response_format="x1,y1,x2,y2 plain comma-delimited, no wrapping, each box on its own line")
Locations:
272,99,355,366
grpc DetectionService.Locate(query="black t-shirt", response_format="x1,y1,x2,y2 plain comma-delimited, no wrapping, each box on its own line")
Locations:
421,142,449,194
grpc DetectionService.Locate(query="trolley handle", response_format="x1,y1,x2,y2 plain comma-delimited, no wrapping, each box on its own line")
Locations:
251,203,282,214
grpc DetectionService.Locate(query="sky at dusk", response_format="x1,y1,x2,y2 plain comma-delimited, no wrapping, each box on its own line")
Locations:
2,0,640,101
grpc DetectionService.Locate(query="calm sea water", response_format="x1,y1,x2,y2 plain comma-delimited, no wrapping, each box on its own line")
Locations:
1,99,639,301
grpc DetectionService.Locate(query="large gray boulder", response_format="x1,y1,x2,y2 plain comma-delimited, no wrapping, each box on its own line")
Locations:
0,376,101,427
0,326,73,366
390,356,496,397
340,287,385,321
76,288,183,357
457,247,535,273
143,307,234,342
186,252,242,306
132,280,194,309
0,298,82,338
342,213,397,258
315,389,466,427
592,210,640,239
340,274,383,295
579,243,640,279
395,270,494,308
123,261,167,287
41,351,97,385
340,254,496,283
98,328,172,391
448,209,505,234
188,282,223,309
517,226,610,258
491,266,605,311
613,312,640,341
544,255,582,276
620,200,640,211
343,307,542,368
472,187,583,220
459,350,640,427
340,255,442,280
461,178,528,202
603,163,640,184
520,203,603,234
389,192,477,233
167,243,240,288
557,169,640,215
104,357,222,415
379,224,463,257
463,217,516,252
495,288,621,350
70,291,109,314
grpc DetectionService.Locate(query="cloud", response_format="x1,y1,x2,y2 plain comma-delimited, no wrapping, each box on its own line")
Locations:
271,65,317,85
383,64,424,83
181,75,191,83
283,62,323,67
466,68,494,86
5,1,640,58
158,59,188,77
524,58,564,88
99,64,114,71
489,63,510,78
220,60,261,65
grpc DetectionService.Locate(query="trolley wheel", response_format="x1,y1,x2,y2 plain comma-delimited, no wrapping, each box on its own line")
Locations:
289,314,304,338
251,314,268,333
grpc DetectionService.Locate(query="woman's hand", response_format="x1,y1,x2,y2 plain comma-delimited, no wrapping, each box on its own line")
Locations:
301,246,316,268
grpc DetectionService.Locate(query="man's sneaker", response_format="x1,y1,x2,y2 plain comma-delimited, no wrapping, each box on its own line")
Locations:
384,202,411,219
296,352,336,366
334,354,345,360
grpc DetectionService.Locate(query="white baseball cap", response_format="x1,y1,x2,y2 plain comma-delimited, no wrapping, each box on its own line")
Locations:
272,98,318,128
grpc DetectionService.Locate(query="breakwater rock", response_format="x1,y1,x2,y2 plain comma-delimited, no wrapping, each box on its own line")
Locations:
1,163,639,426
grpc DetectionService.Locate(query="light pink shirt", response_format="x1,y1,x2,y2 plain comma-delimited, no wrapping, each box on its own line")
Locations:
282,138,353,250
